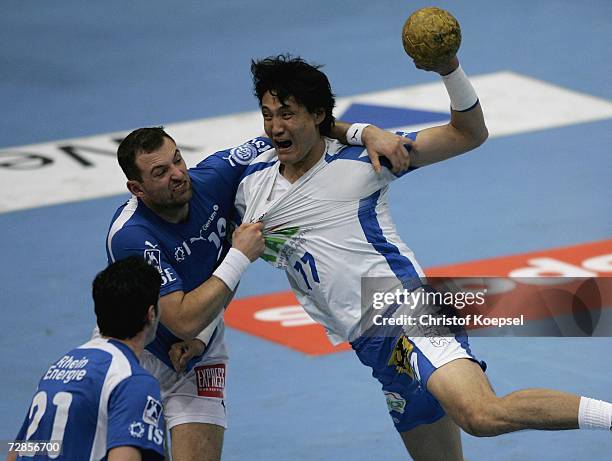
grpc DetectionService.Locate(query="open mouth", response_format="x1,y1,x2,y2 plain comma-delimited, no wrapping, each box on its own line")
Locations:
173,181,188,193
275,140,293,150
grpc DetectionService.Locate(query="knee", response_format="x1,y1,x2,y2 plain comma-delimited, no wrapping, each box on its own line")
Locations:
451,400,505,437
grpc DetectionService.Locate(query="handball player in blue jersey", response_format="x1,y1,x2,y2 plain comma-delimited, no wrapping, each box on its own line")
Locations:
7,257,165,461
105,123,408,461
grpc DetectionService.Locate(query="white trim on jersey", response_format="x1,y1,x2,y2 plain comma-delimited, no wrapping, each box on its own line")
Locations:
106,196,139,262
83,338,134,461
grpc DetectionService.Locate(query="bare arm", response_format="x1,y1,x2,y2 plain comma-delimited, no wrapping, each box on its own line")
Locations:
159,278,231,340
409,102,487,167
169,287,236,371
107,446,142,461
159,222,264,340
6,451,17,461
328,120,352,145
408,56,488,167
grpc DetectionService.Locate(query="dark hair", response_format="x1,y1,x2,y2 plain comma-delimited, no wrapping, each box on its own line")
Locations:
93,256,161,339
251,54,336,136
117,127,175,181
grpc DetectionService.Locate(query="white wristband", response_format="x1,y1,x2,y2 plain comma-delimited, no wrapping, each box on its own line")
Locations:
195,311,223,345
578,397,612,430
347,123,370,145
213,248,251,291
441,65,478,112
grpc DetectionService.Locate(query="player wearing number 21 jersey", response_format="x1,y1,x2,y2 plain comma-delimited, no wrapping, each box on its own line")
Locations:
9,257,165,461
11,339,165,461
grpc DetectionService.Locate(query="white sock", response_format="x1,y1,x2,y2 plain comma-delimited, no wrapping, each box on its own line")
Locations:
578,397,612,430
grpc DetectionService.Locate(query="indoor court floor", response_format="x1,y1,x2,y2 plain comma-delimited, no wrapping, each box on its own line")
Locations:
1,1,611,459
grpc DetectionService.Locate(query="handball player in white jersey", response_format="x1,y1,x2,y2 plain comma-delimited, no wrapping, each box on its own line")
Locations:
234,54,612,459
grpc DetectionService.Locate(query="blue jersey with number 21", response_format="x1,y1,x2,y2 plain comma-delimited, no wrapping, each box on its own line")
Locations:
14,338,164,461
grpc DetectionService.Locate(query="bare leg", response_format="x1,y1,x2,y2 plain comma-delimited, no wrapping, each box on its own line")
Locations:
427,358,580,437
400,415,465,461
171,422,224,461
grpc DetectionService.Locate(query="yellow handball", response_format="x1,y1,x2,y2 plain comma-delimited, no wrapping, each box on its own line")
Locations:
402,7,461,68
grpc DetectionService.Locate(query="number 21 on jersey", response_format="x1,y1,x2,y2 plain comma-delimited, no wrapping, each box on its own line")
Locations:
21,390,71,458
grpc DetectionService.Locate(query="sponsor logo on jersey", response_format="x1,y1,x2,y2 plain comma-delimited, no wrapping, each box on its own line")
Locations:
250,138,273,153
261,226,312,268
143,396,163,427
384,391,407,414
129,421,145,438
43,355,89,383
190,204,219,243
148,426,164,446
143,242,162,272
174,246,186,262
129,420,164,446
173,205,223,263
225,143,258,166
194,364,226,398
143,241,177,285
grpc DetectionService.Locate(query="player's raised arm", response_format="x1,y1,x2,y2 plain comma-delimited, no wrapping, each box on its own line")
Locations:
408,56,488,167
402,8,488,167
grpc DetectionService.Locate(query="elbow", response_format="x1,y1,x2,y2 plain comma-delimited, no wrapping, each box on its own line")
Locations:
466,125,488,151
167,319,201,341
479,125,489,146
473,125,489,148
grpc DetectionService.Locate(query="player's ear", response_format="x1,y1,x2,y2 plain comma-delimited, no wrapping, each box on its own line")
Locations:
313,108,325,126
146,304,156,324
127,180,144,197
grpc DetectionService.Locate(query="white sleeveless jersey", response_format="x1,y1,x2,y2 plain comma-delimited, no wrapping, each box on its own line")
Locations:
235,135,425,344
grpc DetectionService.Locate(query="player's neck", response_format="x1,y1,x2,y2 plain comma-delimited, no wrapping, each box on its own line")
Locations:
143,199,190,224
103,335,145,360
280,137,326,183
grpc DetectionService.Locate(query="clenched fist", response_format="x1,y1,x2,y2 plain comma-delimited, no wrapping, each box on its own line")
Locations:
232,222,265,262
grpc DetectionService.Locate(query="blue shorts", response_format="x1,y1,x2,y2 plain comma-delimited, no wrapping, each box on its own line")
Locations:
351,330,486,433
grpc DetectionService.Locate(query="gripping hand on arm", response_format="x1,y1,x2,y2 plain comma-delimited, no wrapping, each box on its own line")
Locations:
330,121,412,174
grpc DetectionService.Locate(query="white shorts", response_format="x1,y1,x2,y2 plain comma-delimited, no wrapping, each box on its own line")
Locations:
141,350,228,430
140,320,229,430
